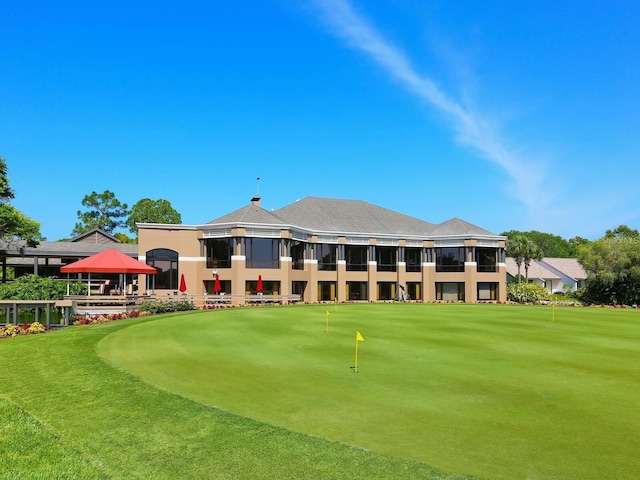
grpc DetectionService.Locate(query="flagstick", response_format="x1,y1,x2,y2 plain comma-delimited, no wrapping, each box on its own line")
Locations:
552,304,555,323
354,336,359,373
325,310,330,333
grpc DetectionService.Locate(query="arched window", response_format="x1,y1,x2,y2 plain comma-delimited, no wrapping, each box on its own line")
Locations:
146,248,178,290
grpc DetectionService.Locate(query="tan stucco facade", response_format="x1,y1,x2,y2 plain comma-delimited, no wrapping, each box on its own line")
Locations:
137,215,507,305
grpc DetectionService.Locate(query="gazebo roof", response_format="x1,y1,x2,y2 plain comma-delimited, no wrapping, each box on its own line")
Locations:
60,248,156,274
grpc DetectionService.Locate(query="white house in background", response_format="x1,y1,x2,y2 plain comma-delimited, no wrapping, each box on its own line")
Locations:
537,258,587,293
506,257,587,293
506,257,560,292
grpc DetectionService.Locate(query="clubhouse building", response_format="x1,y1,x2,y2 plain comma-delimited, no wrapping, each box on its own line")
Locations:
137,196,507,304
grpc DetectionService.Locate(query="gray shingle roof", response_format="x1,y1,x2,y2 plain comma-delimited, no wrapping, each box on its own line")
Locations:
505,258,560,279
274,197,435,236
208,203,288,226
538,258,587,280
0,240,138,257
430,218,496,236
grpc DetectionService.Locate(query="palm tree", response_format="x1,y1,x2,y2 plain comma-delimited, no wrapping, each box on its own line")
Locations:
523,239,543,282
507,235,544,283
506,236,526,283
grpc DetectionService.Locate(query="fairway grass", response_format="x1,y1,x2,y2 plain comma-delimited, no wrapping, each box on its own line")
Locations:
2,304,640,479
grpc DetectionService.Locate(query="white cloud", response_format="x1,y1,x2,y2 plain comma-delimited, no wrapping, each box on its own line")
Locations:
310,0,548,213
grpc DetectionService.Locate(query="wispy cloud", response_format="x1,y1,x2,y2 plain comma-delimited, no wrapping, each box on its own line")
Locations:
309,0,547,212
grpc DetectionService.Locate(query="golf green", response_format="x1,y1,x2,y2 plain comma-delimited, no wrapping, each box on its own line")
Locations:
98,303,640,480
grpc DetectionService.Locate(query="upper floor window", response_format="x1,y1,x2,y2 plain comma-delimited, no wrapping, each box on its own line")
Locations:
435,247,465,273
291,241,305,270
317,244,337,271
476,247,497,273
205,238,232,269
146,248,178,290
405,248,421,272
246,238,280,269
376,246,397,272
346,245,368,271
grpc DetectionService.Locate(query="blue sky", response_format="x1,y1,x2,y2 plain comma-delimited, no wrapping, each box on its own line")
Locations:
2,1,639,241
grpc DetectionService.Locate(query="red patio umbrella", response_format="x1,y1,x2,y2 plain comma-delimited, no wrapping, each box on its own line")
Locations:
179,273,187,293
214,274,221,294
257,275,263,294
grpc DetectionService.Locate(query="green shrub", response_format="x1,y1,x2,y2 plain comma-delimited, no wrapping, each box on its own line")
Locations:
139,298,197,314
0,274,85,300
507,281,551,303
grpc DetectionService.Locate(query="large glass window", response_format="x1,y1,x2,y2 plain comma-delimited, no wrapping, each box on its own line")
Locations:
346,246,368,271
292,281,307,296
318,281,336,301
407,282,421,301
377,282,395,300
245,238,280,269
435,282,465,301
291,241,305,270
405,248,421,272
205,238,232,269
246,280,280,295
376,247,397,272
347,281,368,300
435,247,465,272
477,248,497,273
317,244,337,271
146,248,178,290
478,282,498,300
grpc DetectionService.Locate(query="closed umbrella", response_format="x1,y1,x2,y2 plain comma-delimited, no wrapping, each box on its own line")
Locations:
214,274,221,294
257,275,263,294
179,273,187,293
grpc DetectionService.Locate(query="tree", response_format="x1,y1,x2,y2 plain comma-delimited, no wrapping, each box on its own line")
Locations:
0,157,43,247
578,225,640,305
506,235,543,283
506,235,527,282
522,238,543,282
604,225,639,239
501,229,574,257
72,190,129,236
126,198,181,234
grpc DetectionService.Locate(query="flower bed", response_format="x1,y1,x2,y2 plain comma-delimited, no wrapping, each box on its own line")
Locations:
0,322,46,338
73,310,146,325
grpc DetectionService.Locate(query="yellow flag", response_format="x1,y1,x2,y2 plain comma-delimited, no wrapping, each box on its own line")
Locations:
326,310,330,316
356,331,364,342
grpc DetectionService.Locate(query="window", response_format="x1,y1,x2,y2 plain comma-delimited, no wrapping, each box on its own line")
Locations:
146,249,178,290
205,238,232,269
377,282,395,300
317,244,337,271
477,247,497,273
246,280,280,295
346,246,367,271
477,282,498,300
292,281,307,296
405,248,421,272
291,241,305,270
436,247,465,272
435,282,465,301
376,247,397,272
406,282,421,300
318,281,336,301
245,238,280,269
347,281,368,300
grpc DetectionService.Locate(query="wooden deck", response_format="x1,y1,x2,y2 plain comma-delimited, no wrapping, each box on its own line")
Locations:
0,294,304,326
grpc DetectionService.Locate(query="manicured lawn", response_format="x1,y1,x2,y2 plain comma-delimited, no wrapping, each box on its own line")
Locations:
2,303,640,479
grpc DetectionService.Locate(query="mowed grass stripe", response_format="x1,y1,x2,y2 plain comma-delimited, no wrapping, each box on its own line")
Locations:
0,310,474,480
98,303,640,480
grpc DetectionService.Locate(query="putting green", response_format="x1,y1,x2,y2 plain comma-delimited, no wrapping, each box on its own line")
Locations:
97,303,640,480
